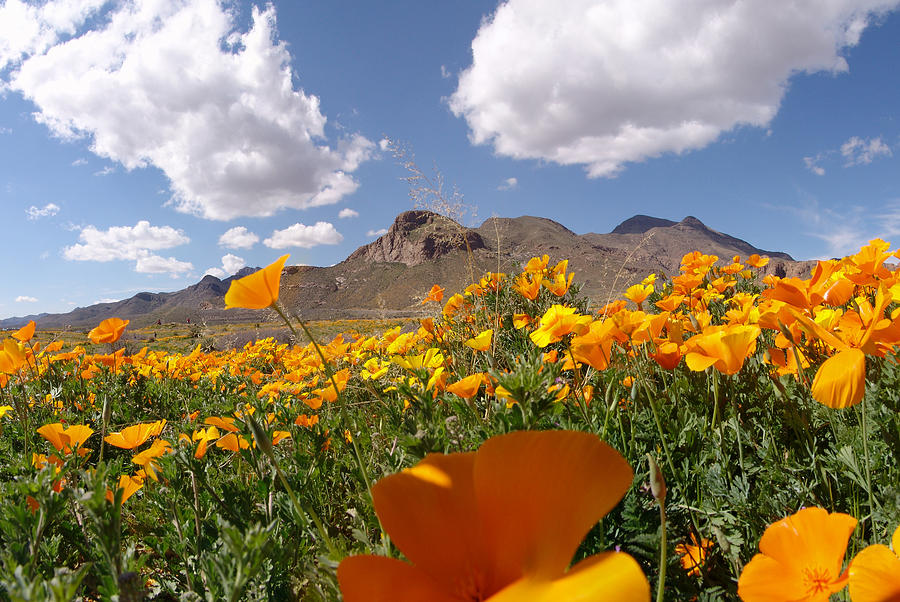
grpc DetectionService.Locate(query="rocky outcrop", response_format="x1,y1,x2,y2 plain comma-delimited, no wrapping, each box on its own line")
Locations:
346,210,485,266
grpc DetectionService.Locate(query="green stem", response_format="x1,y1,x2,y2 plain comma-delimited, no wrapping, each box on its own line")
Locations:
657,501,667,602
860,394,876,520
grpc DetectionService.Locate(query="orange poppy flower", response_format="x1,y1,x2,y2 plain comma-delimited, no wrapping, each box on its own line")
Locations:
675,534,713,577
224,254,289,310
422,284,445,304
338,430,649,601
570,319,616,370
104,420,166,450
684,325,760,375
737,507,857,602
747,254,770,268
848,524,900,602
13,321,35,343
37,423,94,456
88,318,130,344
512,273,542,300
106,474,144,504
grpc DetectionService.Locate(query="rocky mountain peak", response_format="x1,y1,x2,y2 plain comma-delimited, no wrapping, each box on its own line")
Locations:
678,215,708,230
611,215,677,234
347,210,486,266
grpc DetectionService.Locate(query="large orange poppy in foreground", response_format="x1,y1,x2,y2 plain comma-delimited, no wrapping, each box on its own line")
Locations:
339,430,649,601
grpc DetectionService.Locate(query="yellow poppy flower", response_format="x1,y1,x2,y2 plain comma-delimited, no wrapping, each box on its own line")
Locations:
465,329,493,352
529,305,592,348
338,430,650,601
684,325,760,375
738,507,857,601
224,254,289,309
848,524,900,602
446,373,484,399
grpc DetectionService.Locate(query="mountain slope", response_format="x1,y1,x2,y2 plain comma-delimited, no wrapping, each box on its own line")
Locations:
1,211,813,330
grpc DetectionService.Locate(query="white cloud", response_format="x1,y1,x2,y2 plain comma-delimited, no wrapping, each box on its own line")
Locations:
803,156,826,176
25,202,60,219
204,252,245,278
64,221,189,261
93,166,115,176
264,222,343,249
218,226,259,249
71,158,87,166
5,1,373,220
0,0,108,71
338,207,359,219
63,220,193,276
841,136,892,165
135,254,193,277
222,253,245,274
0,126,11,134
378,138,391,151
450,0,898,177
366,228,388,237
93,298,119,304
498,177,518,190
15,296,37,303
440,64,451,79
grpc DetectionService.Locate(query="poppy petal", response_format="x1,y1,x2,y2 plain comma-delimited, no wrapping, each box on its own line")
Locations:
488,552,650,602
371,452,485,591
338,555,459,602
474,430,633,584
848,544,900,602
738,553,810,601
811,348,866,409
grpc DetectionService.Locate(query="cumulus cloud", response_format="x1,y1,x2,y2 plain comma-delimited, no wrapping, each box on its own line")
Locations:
450,0,899,177
498,177,518,190
204,253,245,278
841,136,892,165
366,228,388,237
25,202,60,219
264,222,343,249
218,226,259,249
338,208,359,219
5,0,373,220
135,254,193,277
63,220,193,276
15,296,37,303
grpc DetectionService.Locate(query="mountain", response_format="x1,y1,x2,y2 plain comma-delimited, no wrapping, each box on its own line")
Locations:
1,211,814,330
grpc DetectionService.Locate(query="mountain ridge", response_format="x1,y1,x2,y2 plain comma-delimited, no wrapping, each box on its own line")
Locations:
1,211,812,330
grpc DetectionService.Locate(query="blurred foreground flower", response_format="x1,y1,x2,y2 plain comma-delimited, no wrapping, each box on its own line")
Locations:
338,430,649,601
849,524,900,602
224,254,289,310
738,507,857,602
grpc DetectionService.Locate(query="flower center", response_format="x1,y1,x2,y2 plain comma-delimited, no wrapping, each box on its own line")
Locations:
802,566,832,595
455,570,489,602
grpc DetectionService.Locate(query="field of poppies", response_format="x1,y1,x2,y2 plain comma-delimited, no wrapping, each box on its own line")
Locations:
0,240,898,601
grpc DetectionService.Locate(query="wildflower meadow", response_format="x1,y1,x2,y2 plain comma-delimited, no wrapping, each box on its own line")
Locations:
0,240,898,601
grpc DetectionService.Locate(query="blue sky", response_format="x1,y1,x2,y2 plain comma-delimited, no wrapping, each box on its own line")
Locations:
1,0,899,320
